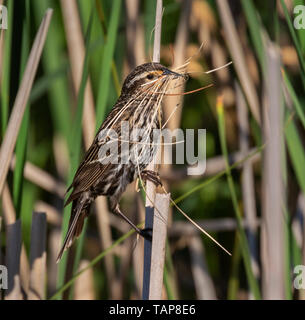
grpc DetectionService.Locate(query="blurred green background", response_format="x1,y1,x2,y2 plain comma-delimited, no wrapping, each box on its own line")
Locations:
1,0,305,300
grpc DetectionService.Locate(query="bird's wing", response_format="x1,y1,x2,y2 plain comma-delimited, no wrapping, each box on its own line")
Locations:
65,98,128,205
65,140,113,206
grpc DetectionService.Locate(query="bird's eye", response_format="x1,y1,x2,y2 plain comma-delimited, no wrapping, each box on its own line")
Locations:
147,73,154,80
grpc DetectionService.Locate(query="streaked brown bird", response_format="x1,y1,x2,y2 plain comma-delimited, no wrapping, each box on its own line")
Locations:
57,62,186,262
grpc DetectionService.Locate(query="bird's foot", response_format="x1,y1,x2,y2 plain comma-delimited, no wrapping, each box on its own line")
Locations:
141,170,162,187
140,227,153,241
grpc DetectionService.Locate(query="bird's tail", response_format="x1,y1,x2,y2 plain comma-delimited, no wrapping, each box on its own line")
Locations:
56,196,89,263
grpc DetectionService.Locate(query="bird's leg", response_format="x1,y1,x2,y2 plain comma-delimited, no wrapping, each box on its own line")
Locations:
140,170,162,187
111,203,152,241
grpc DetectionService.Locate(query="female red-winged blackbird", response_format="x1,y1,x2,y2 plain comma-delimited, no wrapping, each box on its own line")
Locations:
56,62,186,262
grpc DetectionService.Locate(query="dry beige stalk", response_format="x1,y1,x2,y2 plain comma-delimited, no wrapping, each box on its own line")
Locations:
0,9,53,195
163,0,192,130
28,212,47,300
236,82,260,284
189,236,217,300
261,43,285,300
216,0,261,124
10,155,66,198
125,0,146,67
60,0,95,146
142,0,170,301
74,260,96,300
149,193,170,299
34,201,62,226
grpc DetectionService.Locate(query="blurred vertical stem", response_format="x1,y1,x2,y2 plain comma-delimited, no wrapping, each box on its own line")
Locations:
284,112,305,296
261,43,286,299
95,0,121,129
236,81,259,287
94,0,121,96
227,232,241,300
282,69,305,130
77,0,103,89
57,12,94,299
32,0,71,145
0,0,13,135
273,1,280,44
240,0,264,69
216,0,261,124
285,115,305,196
13,0,30,217
283,206,293,300
216,97,261,299
142,0,163,300
67,0,97,298
78,0,120,96
78,0,122,299
33,0,72,296
144,0,156,54
164,240,178,299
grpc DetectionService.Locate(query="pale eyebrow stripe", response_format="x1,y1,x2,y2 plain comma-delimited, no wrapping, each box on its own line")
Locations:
126,69,163,88
126,72,149,87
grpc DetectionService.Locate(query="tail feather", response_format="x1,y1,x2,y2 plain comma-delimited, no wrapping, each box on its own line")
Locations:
56,197,89,263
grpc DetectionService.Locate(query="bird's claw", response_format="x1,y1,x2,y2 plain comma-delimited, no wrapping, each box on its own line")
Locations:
140,227,153,241
141,170,162,187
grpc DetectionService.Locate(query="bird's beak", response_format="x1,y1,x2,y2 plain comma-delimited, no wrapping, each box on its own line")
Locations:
162,68,184,78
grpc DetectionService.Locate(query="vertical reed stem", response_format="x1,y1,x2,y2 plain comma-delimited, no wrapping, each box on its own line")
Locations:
142,0,163,300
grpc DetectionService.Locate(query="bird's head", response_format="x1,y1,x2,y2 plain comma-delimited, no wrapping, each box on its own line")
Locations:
121,62,186,96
